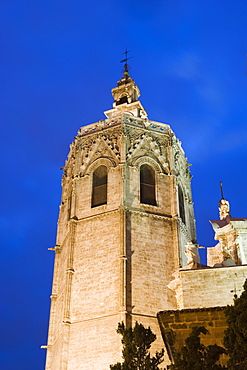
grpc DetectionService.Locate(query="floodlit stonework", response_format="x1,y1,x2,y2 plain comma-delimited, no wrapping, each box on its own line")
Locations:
168,198,247,311
158,307,228,366
44,69,247,369
44,71,196,369
208,198,247,266
169,264,247,310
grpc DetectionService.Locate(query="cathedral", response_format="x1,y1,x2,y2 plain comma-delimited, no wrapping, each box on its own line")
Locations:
43,65,247,369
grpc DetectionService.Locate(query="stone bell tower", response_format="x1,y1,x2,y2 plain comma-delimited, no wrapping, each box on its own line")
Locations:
44,69,197,370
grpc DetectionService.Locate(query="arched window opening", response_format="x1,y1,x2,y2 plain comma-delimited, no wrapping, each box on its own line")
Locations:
91,165,107,208
116,95,128,105
140,164,156,206
178,186,186,225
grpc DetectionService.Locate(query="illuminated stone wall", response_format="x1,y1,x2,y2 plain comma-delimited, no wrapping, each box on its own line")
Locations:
44,107,196,369
170,265,247,310
44,72,197,369
158,307,228,366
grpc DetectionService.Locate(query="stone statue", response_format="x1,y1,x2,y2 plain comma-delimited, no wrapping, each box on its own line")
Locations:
219,198,231,220
183,242,200,268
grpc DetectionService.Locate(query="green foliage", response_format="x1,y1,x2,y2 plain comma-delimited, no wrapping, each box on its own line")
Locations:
170,326,226,370
224,279,247,370
110,321,164,370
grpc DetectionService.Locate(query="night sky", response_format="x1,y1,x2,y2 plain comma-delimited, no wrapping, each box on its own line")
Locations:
0,1,247,369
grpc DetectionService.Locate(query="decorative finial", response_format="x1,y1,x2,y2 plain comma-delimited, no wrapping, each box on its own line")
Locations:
120,48,133,75
220,181,224,199
106,51,147,117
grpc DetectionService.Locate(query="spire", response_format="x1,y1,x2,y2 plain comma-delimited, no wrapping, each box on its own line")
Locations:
112,49,139,105
120,48,132,76
220,181,224,200
104,51,147,119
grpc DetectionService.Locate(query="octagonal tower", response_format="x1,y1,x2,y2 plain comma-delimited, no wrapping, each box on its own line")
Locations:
44,71,196,370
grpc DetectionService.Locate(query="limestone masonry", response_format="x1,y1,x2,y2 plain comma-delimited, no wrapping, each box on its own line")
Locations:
44,70,247,369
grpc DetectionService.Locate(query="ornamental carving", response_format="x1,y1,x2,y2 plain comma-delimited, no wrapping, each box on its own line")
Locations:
131,155,163,173
85,157,116,176
77,131,121,177
76,128,122,170
123,114,146,128
77,116,122,137
173,147,192,180
126,130,169,173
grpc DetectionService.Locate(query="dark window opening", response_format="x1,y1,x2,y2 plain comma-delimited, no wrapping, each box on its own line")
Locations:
178,186,186,224
92,165,107,207
116,95,128,105
67,193,72,220
140,164,156,206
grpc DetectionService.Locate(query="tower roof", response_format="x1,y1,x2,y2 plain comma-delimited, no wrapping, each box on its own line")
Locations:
104,71,147,119
104,51,147,119
111,71,140,106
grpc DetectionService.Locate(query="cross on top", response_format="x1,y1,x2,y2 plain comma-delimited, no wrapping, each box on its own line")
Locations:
120,49,132,74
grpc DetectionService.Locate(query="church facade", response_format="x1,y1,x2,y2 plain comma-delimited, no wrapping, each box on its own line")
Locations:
43,70,247,369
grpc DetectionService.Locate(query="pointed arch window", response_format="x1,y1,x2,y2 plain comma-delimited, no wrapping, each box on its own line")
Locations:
140,164,157,206
91,165,107,208
178,185,186,225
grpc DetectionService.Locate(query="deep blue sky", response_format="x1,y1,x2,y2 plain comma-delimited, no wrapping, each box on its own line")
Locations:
0,1,247,369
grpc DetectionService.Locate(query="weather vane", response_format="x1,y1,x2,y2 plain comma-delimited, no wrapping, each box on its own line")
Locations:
220,181,224,199
120,48,133,75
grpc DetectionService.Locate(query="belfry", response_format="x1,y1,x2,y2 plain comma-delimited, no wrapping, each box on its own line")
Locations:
44,68,198,369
